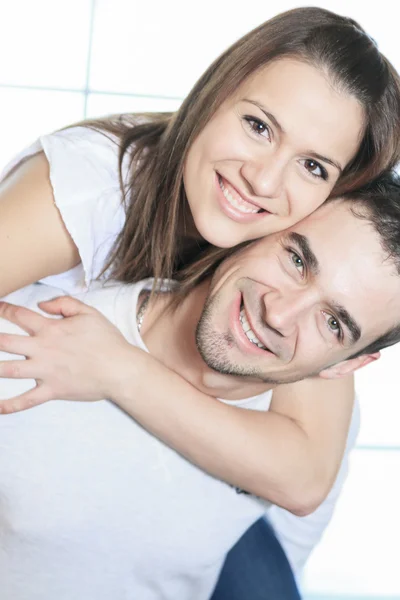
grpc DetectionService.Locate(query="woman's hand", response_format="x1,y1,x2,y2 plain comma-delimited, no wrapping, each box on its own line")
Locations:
0,297,133,413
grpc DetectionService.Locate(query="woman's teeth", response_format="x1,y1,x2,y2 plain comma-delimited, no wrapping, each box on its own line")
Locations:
219,177,261,214
239,307,267,350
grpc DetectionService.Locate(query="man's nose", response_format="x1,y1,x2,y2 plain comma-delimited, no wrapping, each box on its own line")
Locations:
263,289,314,337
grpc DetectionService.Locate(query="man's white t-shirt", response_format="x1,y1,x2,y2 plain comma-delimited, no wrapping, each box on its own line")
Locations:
0,280,273,600
0,280,360,599
0,127,360,594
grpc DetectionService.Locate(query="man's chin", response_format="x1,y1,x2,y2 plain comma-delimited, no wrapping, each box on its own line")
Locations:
202,354,320,386
198,348,281,383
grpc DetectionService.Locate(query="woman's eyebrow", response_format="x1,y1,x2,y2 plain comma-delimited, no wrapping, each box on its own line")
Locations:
243,99,285,134
304,150,343,173
244,99,343,172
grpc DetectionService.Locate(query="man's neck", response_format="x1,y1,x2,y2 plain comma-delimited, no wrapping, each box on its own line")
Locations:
140,281,273,400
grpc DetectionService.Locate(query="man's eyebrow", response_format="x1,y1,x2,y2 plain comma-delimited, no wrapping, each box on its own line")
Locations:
331,303,362,345
287,233,361,344
287,232,319,275
244,99,343,173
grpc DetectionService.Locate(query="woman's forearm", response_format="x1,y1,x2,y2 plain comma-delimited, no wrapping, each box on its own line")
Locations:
0,298,353,516
110,347,351,515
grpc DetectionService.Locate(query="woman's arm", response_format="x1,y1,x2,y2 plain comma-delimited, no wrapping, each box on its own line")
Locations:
0,152,80,296
0,298,354,516
110,353,354,516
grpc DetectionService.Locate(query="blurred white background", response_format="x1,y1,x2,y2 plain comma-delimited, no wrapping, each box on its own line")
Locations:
0,1,399,598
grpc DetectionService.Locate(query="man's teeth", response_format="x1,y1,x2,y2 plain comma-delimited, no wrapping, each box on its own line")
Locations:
219,177,260,214
239,308,267,350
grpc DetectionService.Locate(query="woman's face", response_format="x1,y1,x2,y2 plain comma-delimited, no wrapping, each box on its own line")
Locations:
183,58,365,248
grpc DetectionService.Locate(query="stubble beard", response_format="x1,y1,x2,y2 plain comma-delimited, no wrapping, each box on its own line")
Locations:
195,296,302,385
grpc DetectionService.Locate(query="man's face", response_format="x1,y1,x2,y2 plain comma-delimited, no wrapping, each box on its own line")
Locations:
196,201,400,384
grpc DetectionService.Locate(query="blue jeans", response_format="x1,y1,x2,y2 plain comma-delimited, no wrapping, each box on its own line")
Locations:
210,518,302,599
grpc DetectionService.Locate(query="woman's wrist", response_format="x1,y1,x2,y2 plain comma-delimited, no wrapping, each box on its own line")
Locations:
104,342,149,405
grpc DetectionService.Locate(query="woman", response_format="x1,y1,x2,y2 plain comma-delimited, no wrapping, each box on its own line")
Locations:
0,6,399,597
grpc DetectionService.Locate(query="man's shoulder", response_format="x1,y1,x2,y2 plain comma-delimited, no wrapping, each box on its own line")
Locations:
74,280,149,346
2,283,65,314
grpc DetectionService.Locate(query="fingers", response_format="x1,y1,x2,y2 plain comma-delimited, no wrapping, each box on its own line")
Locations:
0,302,47,335
0,385,51,414
0,333,35,356
0,359,40,379
38,296,96,318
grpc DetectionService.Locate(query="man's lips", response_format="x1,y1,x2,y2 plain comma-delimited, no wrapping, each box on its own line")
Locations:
240,300,279,356
230,293,276,357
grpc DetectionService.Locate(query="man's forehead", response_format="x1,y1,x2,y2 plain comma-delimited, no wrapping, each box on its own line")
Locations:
283,201,380,262
291,200,356,234
275,202,355,261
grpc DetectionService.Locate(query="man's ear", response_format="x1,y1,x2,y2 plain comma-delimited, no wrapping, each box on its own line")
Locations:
319,352,380,380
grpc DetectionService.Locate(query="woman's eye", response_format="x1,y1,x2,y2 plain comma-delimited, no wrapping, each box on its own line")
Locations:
290,251,304,276
301,159,328,181
244,116,271,140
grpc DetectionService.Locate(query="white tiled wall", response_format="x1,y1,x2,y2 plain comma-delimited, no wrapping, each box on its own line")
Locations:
0,1,399,598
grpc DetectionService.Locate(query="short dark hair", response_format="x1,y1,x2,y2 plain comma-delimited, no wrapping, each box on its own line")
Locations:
343,172,400,357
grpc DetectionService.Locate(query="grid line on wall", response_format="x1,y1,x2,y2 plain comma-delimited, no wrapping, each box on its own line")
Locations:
0,82,183,102
83,0,97,117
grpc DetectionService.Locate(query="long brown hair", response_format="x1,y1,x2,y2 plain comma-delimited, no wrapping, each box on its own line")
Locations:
83,7,400,298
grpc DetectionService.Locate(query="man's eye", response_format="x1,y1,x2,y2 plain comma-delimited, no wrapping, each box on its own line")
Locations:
290,251,304,275
326,314,342,338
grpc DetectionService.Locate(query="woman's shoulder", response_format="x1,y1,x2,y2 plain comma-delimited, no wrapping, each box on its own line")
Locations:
46,125,121,159
43,126,122,194
1,125,123,198
0,124,129,295
39,127,127,290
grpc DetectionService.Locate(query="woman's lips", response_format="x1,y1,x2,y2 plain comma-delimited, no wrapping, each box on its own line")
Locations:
216,174,271,224
219,175,261,213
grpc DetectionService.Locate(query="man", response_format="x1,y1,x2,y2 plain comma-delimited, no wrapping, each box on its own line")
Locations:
1,177,400,600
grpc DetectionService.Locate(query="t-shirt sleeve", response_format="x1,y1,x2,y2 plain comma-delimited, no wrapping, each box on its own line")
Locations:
0,127,126,295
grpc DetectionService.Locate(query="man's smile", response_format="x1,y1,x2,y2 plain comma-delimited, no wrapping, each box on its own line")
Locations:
239,302,268,350
229,293,276,358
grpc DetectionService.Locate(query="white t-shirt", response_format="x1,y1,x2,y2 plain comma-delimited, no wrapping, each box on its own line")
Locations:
1,126,129,294
0,127,360,585
0,280,273,600
0,286,360,598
